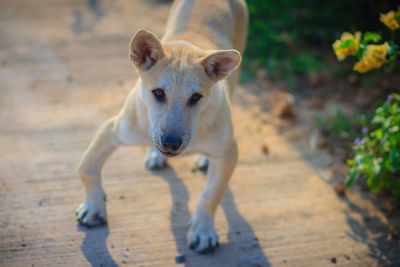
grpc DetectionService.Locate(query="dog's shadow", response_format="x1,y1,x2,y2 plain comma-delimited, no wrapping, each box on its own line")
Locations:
77,166,269,266
78,224,119,267
155,167,271,266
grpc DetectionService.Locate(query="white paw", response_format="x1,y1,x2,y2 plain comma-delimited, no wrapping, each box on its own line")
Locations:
195,154,209,173
187,210,219,253
76,189,107,227
145,148,167,170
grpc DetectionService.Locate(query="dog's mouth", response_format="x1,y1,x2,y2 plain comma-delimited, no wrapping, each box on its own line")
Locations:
162,151,180,157
156,147,181,157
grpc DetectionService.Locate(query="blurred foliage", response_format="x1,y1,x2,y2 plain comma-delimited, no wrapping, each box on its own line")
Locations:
347,94,400,198
316,107,360,142
244,0,399,84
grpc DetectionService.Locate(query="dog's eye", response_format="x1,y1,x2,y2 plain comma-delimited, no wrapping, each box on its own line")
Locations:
188,93,202,106
152,88,166,103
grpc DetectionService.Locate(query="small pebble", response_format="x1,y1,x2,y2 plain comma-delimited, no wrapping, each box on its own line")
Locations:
334,181,346,196
175,254,185,264
261,144,269,154
274,102,294,118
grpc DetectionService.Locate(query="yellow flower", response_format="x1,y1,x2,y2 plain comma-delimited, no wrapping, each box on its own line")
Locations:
366,42,389,62
380,11,399,30
353,60,371,73
353,43,390,73
332,32,361,61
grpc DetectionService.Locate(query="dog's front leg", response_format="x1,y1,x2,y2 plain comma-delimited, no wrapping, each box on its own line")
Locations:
76,117,119,227
188,139,238,253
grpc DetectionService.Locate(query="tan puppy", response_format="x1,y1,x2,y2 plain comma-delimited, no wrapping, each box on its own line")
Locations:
76,0,248,253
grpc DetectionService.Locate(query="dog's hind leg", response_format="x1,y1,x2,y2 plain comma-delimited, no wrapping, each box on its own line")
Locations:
145,148,168,170
76,117,120,227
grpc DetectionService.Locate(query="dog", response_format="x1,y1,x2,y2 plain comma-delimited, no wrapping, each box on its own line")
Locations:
76,0,248,253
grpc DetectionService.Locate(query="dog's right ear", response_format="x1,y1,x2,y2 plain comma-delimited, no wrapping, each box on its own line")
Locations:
129,29,164,71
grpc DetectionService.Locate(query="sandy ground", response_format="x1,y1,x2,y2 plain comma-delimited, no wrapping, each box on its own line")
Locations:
0,0,399,266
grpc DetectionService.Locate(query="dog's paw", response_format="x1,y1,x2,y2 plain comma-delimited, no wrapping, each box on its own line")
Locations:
76,192,107,227
145,148,168,170
195,155,209,174
187,210,219,253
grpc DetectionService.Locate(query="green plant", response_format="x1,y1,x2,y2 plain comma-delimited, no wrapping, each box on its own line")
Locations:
244,0,398,84
333,6,400,73
347,93,400,197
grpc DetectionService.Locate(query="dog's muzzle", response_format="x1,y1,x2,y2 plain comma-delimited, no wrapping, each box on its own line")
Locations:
157,133,183,157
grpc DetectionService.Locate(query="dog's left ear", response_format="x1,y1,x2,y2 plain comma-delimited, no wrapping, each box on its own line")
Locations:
129,29,164,71
201,50,241,81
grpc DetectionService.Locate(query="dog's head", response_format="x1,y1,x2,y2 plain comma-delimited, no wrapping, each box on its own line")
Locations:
129,29,241,157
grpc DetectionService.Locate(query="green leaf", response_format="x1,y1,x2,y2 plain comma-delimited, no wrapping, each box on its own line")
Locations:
347,159,356,166
372,115,384,125
374,128,383,139
367,174,380,192
391,102,398,114
362,32,382,44
372,159,381,175
346,168,358,187
335,39,357,51
356,44,366,60
392,150,400,169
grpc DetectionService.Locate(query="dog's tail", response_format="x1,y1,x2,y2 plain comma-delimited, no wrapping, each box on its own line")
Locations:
227,0,248,97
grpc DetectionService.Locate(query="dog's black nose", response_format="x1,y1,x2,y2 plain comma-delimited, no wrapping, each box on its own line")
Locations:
161,134,182,152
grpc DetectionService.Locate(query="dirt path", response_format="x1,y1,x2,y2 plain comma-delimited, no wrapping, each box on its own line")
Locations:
1,0,399,266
